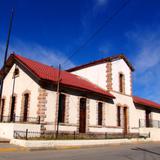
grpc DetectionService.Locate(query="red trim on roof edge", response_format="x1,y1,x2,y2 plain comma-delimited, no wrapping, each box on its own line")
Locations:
2,53,115,99
133,96,160,109
67,54,134,72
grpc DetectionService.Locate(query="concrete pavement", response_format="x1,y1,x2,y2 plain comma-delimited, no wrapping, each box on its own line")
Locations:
0,143,27,153
0,142,160,160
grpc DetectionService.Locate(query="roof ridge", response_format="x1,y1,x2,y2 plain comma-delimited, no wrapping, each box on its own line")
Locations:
13,53,108,89
67,53,134,72
13,53,57,69
7,53,114,99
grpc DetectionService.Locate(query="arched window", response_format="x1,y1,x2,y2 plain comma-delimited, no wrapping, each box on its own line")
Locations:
98,102,103,125
58,94,66,123
23,93,29,122
119,73,125,93
13,67,19,77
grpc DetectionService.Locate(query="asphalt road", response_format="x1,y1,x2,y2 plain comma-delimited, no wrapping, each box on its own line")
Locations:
0,143,160,160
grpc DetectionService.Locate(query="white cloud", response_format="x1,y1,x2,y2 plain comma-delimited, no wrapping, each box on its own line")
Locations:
0,38,75,70
131,32,160,73
127,28,160,102
94,0,108,8
80,0,109,32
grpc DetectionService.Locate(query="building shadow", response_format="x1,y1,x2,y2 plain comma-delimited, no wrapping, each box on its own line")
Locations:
132,147,160,156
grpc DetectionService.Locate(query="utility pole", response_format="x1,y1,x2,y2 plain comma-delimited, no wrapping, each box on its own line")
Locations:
55,64,61,139
0,8,15,112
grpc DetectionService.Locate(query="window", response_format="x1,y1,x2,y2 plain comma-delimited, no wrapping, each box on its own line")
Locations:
119,73,125,93
98,102,103,125
58,94,66,123
23,93,29,122
117,106,121,126
145,110,151,127
79,98,87,133
0,99,5,121
13,67,19,77
10,96,16,122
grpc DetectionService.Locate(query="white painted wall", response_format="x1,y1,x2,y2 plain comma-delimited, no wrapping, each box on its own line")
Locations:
135,106,160,128
68,95,79,125
152,112,160,121
112,59,131,95
111,92,139,133
105,102,117,127
2,64,39,118
139,128,160,140
45,90,57,125
89,127,123,133
72,63,107,90
0,123,41,139
89,100,97,126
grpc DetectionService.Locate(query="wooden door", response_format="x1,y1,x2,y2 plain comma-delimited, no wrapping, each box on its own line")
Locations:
23,94,29,122
146,110,151,127
79,98,86,133
123,107,128,134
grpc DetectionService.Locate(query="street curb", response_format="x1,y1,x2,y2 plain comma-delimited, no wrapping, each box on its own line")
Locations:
11,138,160,152
26,141,155,151
0,141,10,143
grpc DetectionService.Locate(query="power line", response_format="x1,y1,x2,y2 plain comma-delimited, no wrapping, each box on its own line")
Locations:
62,0,130,68
0,8,15,109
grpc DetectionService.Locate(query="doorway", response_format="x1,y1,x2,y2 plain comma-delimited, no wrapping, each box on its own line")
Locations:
79,98,86,133
123,107,128,134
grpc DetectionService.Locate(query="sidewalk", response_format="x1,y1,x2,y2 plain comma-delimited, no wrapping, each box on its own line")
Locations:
0,143,28,153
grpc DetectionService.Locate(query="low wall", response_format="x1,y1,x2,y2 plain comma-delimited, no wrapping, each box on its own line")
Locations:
0,123,41,139
89,127,123,133
139,128,160,140
10,138,152,148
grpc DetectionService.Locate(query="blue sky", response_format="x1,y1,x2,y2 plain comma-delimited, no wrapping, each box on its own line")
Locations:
0,0,160,102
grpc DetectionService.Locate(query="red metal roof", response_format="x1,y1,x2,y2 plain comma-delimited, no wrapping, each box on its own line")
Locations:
9,54,115,99
67,54,134,72
133,96,160,109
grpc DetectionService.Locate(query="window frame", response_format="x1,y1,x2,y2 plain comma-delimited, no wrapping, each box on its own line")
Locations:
0,98,5,121
119,73,125,93
98,102,103,126
13,67,20,78
58,94,66,123
117,106,121,127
